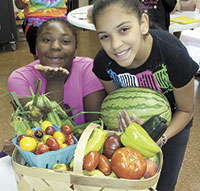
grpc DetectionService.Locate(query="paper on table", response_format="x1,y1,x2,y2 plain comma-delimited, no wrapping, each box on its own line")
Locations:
0,156,18,191
171,16,200,24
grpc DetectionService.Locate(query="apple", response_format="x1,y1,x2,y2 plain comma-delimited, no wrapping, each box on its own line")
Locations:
45,126,55,136
143,159,158,179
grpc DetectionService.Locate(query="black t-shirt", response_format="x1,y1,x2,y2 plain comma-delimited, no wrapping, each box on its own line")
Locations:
93,29,199,113
140,0,177,30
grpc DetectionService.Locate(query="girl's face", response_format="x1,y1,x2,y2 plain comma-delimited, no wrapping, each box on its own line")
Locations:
37,22,76,71
95,4,150,68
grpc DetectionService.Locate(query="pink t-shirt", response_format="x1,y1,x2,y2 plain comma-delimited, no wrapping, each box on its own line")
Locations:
8,57,104,125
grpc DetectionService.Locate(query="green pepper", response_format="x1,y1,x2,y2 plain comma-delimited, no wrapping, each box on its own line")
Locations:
120,122,160,158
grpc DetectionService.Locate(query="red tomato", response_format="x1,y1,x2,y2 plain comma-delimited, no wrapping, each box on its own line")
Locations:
66,134,74,140
38,143,50,154
98,154,112,175
61,124,73,135
46,137,60,151
66,138,76,145
83,151,100,171
17,134,27,144
111,147,147,179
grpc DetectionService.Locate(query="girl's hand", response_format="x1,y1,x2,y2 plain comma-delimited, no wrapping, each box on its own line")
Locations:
118,109,143,132
34,64,69,79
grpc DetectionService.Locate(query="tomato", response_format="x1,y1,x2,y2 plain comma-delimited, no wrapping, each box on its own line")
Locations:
45,126,55,136
42,135,52,143
41,120,53,131
103,134,121,158
60,143,68,149
66,138,76,145
98,154,112,175
111,147,147,179
34,130,44,139
53,131,65,143
83,151,100,171
26,129,34,137
17,134,27,144
52,163,68,171
66,134,74,140
19,137,37,152
38,143,50,154
61,124,73,135
46,137,60,151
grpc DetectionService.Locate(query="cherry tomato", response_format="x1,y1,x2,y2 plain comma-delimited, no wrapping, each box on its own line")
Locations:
61,124,73,135
41,120,53,131
45,126,55,136
17,134,27,144
53,131,65,143
66,138,76,145
38,143,50,154
98,154,112,175
42,135,52,143
111,147,147,179
83,151,100,171
26,129,34,137
66,134,74,140
34,130,44,139
46,137,59,151
19,137,37,152
60,143,68,149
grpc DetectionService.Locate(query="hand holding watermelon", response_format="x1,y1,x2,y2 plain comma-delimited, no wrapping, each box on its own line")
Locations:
118,109,144,132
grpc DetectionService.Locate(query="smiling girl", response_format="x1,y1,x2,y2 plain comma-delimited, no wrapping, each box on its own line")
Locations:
91,0,198,190
8,18,106,125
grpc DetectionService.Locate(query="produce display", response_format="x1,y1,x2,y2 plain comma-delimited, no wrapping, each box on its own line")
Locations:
16,121,75,154
78,122,161,180
12,122,77,169
101,87,172,130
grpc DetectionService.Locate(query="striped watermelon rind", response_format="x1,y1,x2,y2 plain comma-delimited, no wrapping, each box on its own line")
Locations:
101,87,172,130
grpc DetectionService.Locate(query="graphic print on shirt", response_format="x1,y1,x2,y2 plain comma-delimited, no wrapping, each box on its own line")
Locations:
33,0,66,8
106,64,173,94
140,0,158,12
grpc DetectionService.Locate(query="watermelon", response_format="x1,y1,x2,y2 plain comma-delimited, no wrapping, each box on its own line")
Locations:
101,87,171,130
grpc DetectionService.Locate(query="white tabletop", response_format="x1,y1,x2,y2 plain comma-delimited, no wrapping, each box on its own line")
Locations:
169,8,200,33
67,5,95,31
67,5,200,33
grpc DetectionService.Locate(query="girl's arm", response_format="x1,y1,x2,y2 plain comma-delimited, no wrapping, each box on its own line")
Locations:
34,64,69,109
100,80,120,94
163,77,195,140
84,89,107,122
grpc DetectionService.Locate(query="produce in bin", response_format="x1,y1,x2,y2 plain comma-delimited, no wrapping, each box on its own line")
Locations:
73,122,161,181
12,122,78,169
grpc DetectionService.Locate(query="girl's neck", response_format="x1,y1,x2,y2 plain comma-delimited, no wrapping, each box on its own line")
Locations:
127,33,153,69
